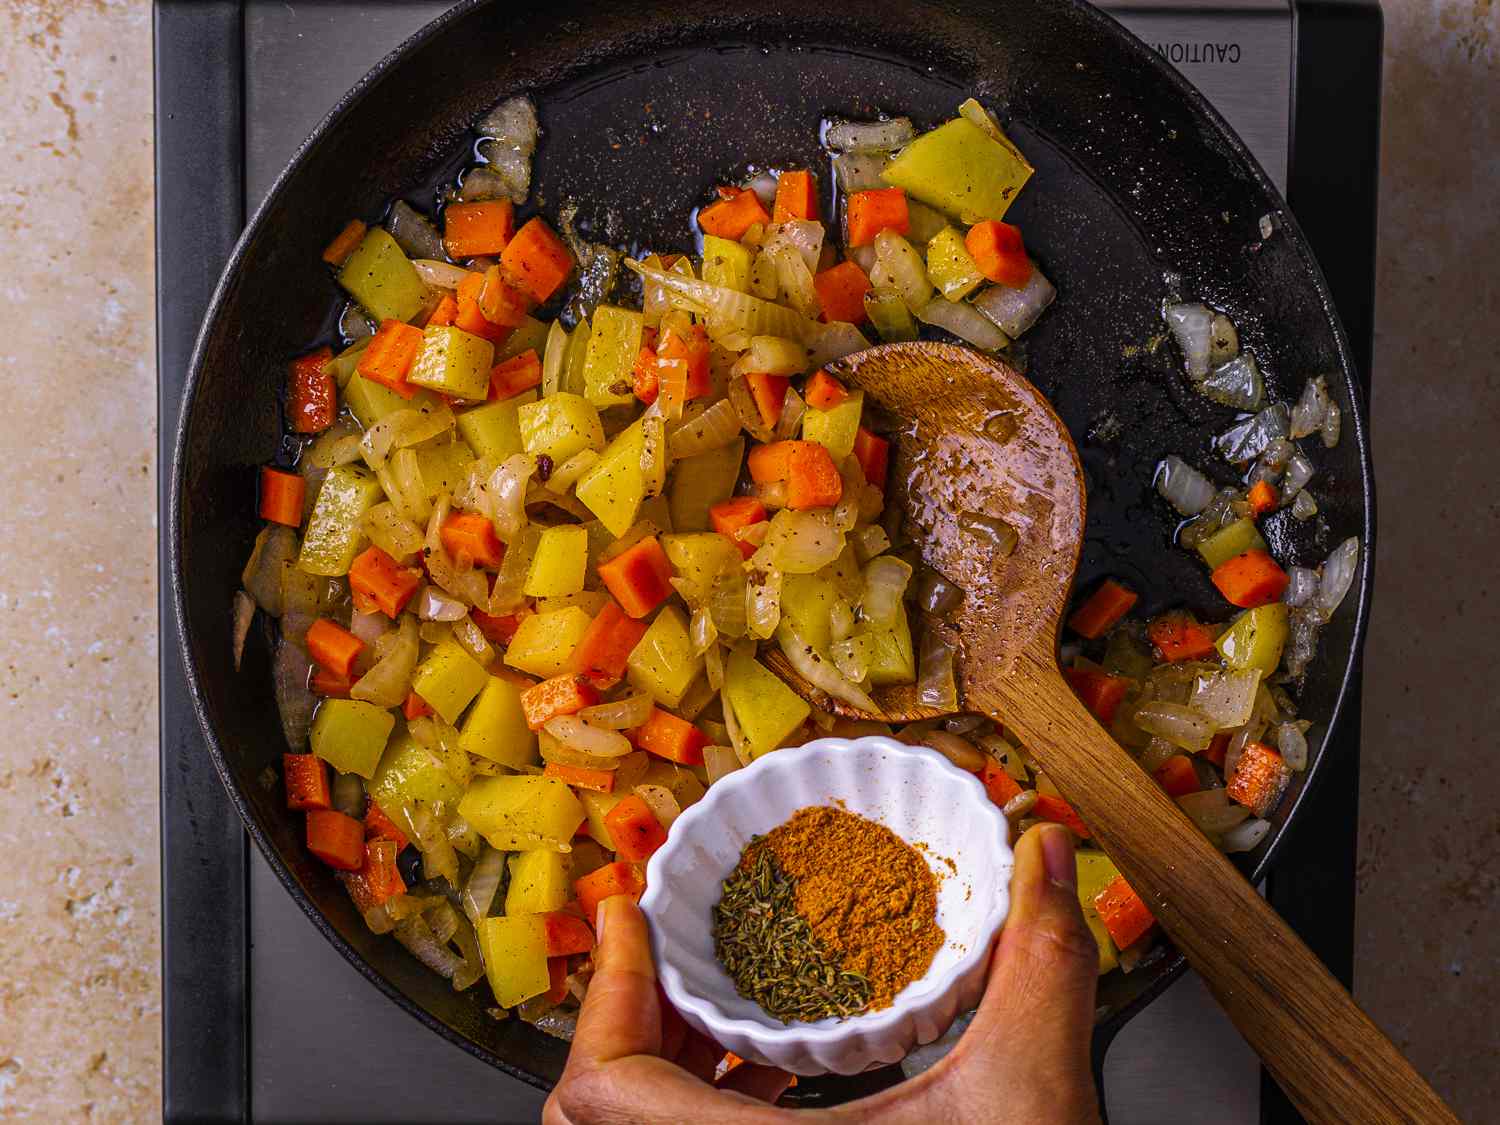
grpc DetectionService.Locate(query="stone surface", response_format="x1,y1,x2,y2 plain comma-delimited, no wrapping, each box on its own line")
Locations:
0,0,1493,1121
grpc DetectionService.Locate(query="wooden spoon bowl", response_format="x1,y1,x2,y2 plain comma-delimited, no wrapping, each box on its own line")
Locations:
766,342,1455,1124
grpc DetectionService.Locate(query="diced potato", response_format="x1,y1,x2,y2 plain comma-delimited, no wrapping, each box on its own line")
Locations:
406,325,495,400
298,465,384,576
640,493,674,535
668,438,744,532
724,646,811,759
701,235,753,292
578,789,625,851
344,373,439,426
337,227,428,322
925,227,984,301
626,606,702,708
582,305,643,408
802,389,864,462
518,393,605,464
1197,517,1269,570
369,734,463,821
412,438,476,499
504,850,573,915
880,117,1033,223
504,606,594,678
1074,849,1122,974
458,676,537,768
524,525,589,597
411,639,490,724
458,775,586,851
781,574,837,654
309,699,396,779
478,914,550,1007
861,608,916,686
575,420,648,537
534,589,612,616
641,758,707,809
661,533,741,606
457,391,537,462
1215,603,1289,677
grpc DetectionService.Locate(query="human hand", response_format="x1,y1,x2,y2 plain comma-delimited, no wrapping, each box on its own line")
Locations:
544,822,1101,1124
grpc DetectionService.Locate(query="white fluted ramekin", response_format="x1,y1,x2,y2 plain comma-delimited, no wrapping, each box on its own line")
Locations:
639,736,1012,1076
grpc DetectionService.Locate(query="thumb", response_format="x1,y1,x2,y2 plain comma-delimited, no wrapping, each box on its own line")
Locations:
568,894,663,1065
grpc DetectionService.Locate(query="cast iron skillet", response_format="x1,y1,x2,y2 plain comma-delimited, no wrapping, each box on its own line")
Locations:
171,0,1374,1105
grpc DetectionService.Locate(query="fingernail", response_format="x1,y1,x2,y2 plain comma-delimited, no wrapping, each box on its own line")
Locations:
1040,824,1077,890
594,898,612,948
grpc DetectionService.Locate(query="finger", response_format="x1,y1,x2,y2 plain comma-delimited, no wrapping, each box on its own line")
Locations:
568,895,663,1066
716,1061,795,1104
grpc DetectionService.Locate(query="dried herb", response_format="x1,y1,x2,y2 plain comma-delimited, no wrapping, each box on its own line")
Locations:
712,842,873,1023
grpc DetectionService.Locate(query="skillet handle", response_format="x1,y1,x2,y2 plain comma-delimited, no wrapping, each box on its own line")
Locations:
984,675,1458,1125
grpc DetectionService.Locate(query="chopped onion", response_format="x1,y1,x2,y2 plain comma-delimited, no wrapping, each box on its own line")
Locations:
1260,437,1296,472
1137,737,1180,773
274,640,317,749
972,268,1056,338
412,259,470,290
1291,491,1318,521
729,376,777,444
767,243,819,318
708,569,748,637
872,231,933,311
457,165,514,203
1283,607,1322,679
1284,566,1320,608
451,615,494,664
1199,352,1264,410
830,633,874,683
776,623,877,712
832,150,891,192
824,117,914,153
625,260,811,343
1281,452,1315,500
1190,669,1262,729
1176,788,1252,836
1132,701,1215,752
769,220,824,274
917,297,1008,351
862,556,913,628
461,845,504,929
578,692,654,730
231,590,255,671
1154,455,1217,517
633,784,682,829
242,524,297,616
668,399,742,459
488,454,535,543
545,716,633,758
1290,376,1330,438
741,334,808,377
804,321,872,369
917,571,964,615
339,303,375,343
476,97,539,204
1216,403,1289,463
852,524,892,564
351,615,419,708
1165,302,1214,378
703,745,741,785
1208,313,1239,366
385,200,445,260
916,628,960,712
849,243,879,276
958,511,1018,555
774,387,807,442
332,771,365,818
394,915,462,980
1321,399,1342,448
905,200,948,245
419,586,468,623
361,405,454,470
1221,816,1272,853
1002,790,1039,819
1314,537,1359,621
349,611,389,652
757,509,845,574
1276,721,1310,771
746,567,782,639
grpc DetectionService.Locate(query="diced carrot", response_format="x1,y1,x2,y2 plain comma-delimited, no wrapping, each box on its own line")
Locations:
489,349,543,401
852,427,889,492
545,956,571,1004
306,809,366,871
1063,667,1131,726
440,512,505,568
803,370,850,410
744,371,790,428
1153,754,1201,798
310,666,355,698
1211,550,1290,609
544,761,616,794
1203,731,1231,769
500,217,574,304
813,260,872,324
1247,479,1278,517
472,606,530,647
543,911,596,957
980,759,1024,808
571,600,650,688
284,753,331,811
443,199,515,259
1093,874,1155,948
357,319,424,398
709,496,768,560
574,860,646,924
698,188,771,241
772,170,819,223
632,707,708,766
348,545,423,618
1067,579,1139,639
403,691,433,721
1032,794,1091,838
1226,741,1291,817
306,618,365,677
846,188,909,247
520,674,601,731
632,346,659,404
965,220,1033,288
747,440,843,510
596,536,675,619
259,467,306,527
604,795,669,862
658,323,711,399
338,839,406,912
454,270,512,342
426,292,459,328
364,801,409,849
1148,611,1219,662
479,264,532,329
287,347,336,434
321,218,368,266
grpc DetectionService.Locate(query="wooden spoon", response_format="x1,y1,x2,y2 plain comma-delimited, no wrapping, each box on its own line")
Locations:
765,341,1455,1124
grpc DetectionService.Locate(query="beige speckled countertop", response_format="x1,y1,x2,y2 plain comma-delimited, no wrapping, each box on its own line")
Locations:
0,1,1493,1121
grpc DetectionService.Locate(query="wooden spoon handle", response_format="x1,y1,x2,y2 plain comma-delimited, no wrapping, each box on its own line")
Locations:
989,675,1456,1124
